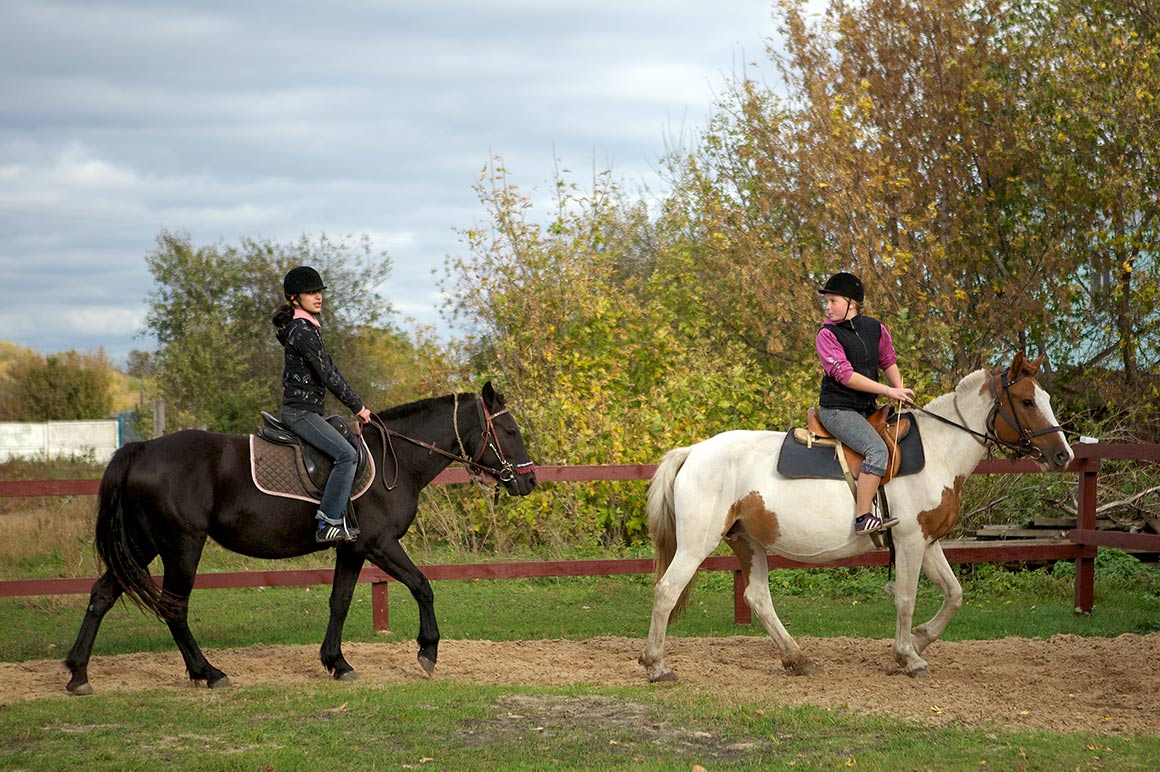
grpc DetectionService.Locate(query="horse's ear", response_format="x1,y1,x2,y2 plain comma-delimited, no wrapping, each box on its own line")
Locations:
481,381,503,406
1011,351,1043,377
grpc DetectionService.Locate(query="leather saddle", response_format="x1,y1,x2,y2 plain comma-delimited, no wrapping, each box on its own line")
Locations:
792,405,911,484
257,411,370,494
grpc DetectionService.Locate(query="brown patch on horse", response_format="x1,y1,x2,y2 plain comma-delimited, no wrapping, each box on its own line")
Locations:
724,529,757,578
722,490,781,547
918,475,967,541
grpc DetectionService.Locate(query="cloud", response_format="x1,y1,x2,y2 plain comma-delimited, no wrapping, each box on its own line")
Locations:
1,0,779,362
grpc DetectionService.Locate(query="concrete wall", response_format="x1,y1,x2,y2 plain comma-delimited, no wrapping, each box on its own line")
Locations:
0,420,120,463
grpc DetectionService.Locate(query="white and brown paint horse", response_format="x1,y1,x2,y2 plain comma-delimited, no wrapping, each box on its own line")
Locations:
640,353,1073,681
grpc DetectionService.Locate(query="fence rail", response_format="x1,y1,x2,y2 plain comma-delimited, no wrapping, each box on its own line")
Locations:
2,443,1157,631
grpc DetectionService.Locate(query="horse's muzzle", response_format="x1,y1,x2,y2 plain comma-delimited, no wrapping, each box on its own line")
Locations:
1038,444,1075,472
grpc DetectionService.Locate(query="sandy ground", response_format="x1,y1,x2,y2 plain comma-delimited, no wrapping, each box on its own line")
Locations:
3,633,1158,736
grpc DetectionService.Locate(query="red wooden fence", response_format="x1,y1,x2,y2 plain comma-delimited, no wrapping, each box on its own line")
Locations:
1,443,1157,631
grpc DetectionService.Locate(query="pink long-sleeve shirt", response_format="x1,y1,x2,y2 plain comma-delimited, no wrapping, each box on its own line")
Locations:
815,317,898,385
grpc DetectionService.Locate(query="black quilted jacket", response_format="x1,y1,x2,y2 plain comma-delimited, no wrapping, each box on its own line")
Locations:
276,317,364,415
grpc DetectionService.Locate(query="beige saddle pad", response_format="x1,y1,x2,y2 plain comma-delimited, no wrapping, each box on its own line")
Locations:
249,434,375,504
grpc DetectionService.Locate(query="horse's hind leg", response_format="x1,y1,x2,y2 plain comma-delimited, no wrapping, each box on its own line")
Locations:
911,543,963,655
64,570,127,694
158,541,230,688
320,547,364,680
728,535,822,675
639,546,707,683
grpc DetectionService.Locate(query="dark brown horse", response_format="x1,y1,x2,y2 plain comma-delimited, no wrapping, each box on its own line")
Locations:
65,382,536,694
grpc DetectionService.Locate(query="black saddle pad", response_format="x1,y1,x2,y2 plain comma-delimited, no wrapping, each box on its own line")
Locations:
776,413,925,481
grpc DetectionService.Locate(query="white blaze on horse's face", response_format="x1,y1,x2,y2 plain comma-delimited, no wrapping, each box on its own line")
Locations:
996,365,1074,472
1031,382,1074,471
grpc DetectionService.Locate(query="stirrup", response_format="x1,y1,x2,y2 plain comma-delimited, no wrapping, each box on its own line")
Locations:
315,514,359,543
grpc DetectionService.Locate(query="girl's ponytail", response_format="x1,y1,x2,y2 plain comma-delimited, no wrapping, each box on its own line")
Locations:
272,302,294,328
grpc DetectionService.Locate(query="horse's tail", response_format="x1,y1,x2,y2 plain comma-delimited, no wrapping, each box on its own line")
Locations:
647,445,696,621
95,441,167,618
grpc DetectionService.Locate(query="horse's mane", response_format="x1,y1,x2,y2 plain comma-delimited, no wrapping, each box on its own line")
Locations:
921,369,988,417
374,392,474,422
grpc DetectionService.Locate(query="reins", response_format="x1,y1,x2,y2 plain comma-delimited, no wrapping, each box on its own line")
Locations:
910,367,1065,462
363,394,535,497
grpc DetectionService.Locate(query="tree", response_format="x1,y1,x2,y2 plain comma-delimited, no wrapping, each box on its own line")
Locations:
144,230,403,433
1009,0,1160,430
672,0,1091,387
441,158,794,545
0,349,115,421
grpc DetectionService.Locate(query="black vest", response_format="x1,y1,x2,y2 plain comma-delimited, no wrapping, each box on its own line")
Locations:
819,315,883,415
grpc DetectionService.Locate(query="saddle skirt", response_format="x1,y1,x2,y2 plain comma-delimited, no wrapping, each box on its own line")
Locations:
777,407,925,483
249,412,375,504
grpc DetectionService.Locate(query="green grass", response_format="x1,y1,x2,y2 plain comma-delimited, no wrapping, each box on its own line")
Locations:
4,556,1159,663
4,548,1159,769
3,680,1158,771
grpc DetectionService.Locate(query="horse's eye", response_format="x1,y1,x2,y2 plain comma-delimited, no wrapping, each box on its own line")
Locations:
1022,399,1034,408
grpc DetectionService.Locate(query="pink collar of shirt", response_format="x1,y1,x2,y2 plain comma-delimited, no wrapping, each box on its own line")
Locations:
293,309,321,328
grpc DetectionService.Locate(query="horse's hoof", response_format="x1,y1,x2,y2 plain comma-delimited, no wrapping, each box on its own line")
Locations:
66,681,93,696
905,665,933,678
335,670,360,682
207,675,233,689
418,656,436,676
648,668,677,683
784,660,823,676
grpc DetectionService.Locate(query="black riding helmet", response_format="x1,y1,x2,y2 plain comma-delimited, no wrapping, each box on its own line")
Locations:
818,271,864,303
283,266,326,296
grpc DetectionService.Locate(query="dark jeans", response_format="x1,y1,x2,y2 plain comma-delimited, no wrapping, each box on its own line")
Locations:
280,407,357,522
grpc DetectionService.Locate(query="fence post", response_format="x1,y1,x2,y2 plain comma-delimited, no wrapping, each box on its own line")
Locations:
372,580,390,632
1073,455,1100,614
733,570,751,624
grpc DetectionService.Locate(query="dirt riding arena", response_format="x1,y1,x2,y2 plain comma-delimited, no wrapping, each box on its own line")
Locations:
3,633,1158,735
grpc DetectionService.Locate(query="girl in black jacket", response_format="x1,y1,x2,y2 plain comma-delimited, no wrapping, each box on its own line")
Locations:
273,266,372,543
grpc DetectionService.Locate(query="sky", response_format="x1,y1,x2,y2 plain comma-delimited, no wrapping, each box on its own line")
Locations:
1,0,786,364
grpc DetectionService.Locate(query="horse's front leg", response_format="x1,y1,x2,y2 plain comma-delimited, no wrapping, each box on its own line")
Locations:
911,542,963,655
889,533,933,677
365,536,439,675
320,547,366,680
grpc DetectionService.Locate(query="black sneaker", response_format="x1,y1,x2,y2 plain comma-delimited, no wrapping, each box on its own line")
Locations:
854,512,899,535
315,518,358,543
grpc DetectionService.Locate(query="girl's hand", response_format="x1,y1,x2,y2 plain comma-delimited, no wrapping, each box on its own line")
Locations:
886,386,915,405
355,407,372,424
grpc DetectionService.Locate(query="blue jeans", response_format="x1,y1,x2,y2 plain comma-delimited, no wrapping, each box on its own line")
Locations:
280,408,358,522
818,407,888,478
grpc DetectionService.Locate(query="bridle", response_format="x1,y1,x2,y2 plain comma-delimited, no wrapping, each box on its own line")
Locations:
364,394,536,493
452,394,537,485
913,367,1064,462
